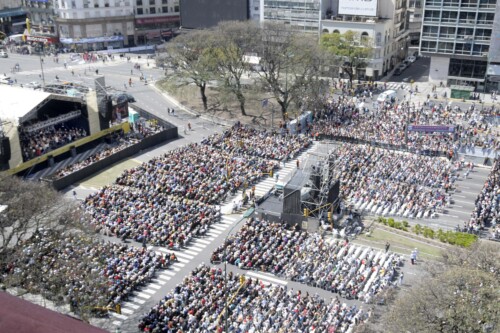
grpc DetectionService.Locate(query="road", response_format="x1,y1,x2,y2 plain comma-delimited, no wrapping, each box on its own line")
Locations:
1,51,492,332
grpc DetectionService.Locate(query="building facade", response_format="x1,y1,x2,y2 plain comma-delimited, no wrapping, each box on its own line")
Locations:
0,0,27,36
54,0,135,51
134,0,179,44
22,0,56,35
259,0,322,33
420,0,499,90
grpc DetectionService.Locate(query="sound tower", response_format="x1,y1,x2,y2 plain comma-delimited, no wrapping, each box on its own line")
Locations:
327,180,340,204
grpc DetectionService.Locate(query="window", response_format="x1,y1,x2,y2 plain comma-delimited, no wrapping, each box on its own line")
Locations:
149,0,155,4
361,32,369,43
174,5,179,11
150,6,156,13
162,6,168,12
137,7,143,14
162,0,168,3
137,0,142,5
422,25,438,37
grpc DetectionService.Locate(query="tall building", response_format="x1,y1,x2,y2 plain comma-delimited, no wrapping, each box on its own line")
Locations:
420,0,499,90
179,0,248,29
321,0,411,81
260,0,322,33
54,0,135,51
22,0,56,35
0,0,27,36
134,0,180,44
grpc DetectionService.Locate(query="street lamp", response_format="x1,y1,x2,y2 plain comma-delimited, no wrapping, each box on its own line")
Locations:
39,53,46,88
482,52,490,112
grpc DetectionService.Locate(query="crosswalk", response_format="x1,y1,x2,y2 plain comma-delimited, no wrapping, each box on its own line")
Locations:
110,142,319,326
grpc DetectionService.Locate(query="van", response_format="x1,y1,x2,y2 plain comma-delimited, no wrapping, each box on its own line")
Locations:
377,90,397,103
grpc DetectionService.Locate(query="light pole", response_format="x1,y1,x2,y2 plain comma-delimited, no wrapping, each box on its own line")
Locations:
482,53,490,112
39,53,46,88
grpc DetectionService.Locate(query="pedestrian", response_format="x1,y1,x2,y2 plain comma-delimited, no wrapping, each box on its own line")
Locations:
398,272,404,286
167,107,170,114
95,69,99,75
410,249,417,265
296,159,300,169
385,241,390,253
142,238,147,249
131,69,133,75
188,122,192,131
72,190,77,200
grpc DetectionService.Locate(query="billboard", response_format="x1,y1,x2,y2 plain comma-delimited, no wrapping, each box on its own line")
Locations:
408,125,455,133
338,0,378,17
180,0,249,29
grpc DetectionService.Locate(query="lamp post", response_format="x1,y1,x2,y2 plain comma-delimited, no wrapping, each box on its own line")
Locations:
482,53,490,112
39,53,46,88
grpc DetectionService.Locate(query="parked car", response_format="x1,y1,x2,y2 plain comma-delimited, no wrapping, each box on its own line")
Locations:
0,75,13,84
403,60,411,67
25,81,42,90
406,56,417,63
0,51,8,58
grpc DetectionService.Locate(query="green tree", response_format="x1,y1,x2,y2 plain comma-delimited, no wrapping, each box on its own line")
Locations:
320,30,373,88
257,23,324,118
379,242,500,333
209,21,260,116
165,30,217,111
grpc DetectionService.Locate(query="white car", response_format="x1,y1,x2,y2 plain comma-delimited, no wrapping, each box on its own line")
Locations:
0,51,8,58
406,56,417,63
26,81,42,90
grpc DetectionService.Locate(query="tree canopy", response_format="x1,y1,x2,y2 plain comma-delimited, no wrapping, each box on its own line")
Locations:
320,30,373,87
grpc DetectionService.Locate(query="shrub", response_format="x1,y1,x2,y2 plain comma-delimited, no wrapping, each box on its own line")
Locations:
402,220,410,228
387,218,395,228
413,224,423,235
422,227,435,239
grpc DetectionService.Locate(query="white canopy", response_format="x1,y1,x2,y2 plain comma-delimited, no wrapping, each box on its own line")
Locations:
0,85,51,125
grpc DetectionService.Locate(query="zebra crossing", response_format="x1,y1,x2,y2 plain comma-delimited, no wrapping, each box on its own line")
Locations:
110,214,240,326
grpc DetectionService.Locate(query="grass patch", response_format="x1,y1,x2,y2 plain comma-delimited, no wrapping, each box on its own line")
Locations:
356,228,443,259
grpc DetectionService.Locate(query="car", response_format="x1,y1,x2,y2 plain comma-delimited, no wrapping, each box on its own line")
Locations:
403,60,411,67
0,75,13,84
377,90,397,103
112,93,136,103
25,81,42,90
406,56,417,63
0,51,8,58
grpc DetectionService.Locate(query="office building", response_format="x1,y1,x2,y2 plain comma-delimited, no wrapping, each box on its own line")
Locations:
420,0,500,90
54,0,135,51
134,0,179,44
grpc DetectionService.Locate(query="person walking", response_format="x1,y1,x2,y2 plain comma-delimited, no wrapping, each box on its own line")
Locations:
410,250,417,265
398,272,404,286
385,242,390,253
296,159,300,169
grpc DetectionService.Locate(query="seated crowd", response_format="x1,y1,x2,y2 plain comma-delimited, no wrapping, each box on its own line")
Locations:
20,124,87,161
139,264,369,333
84,186,221,247
114,143,279,204
201,123,312,161
211,218,401,303
329,143,456,218
312,96,500,154
467,157,500,233
54,123,164,179
1,230,167,310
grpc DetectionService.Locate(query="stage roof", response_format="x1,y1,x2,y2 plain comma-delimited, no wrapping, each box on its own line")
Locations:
0,85,51,125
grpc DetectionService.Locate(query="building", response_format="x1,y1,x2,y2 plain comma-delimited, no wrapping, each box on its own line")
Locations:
179,0,249,29
54,0,135,52
407,0,422,56
0,0,27,36
420,0,499,90
22,0,56,35
260,0,322,33
321,0,411,81
134,0,180,44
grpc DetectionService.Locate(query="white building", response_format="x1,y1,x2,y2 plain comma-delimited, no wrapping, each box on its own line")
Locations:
256,0,412,81
54,0,135,51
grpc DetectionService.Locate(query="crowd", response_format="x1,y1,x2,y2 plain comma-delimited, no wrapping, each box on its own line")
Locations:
20,125,87,161
84,186,221,247
1,230,167,310
201,123,312,161
114,143,279,204
211,218,401,303
54,123,164,179
139,264,369,333
467,157,500,235
312,95,500,155
327,143,456,218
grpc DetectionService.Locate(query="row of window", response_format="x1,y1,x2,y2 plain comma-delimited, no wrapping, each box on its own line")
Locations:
423,11,494,24
425,0,496,7
136,0,170,5
448,58,487,78
136,6,178,14
422,26,492,39
421,40,489,57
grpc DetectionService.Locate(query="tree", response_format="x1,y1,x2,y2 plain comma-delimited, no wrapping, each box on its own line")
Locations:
209,21,260,116
379,242,500,333
0,173,81,264
165,30,217,111
320,30,373,88
257,23,324,118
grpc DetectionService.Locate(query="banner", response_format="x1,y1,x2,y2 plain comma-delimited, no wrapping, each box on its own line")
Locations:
338,0,378,17
408,125,455,133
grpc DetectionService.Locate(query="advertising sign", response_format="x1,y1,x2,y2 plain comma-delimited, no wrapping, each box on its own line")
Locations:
408,125,455,133
338,0,378,17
